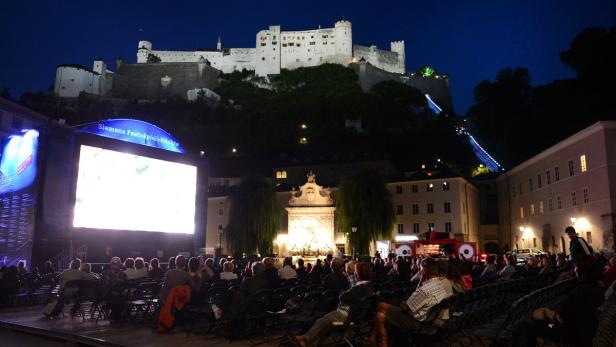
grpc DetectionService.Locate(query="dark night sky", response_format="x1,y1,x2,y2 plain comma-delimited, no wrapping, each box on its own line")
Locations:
1,0,614,114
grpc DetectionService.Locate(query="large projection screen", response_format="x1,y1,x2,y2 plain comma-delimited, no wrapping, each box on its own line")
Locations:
73,145,197,234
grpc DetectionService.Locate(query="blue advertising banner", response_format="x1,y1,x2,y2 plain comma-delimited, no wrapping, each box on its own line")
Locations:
0,129,39,267
0,129,39,195
79,119,186,153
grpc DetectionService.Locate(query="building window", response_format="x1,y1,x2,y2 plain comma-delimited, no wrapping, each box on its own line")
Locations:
411,185,418,193
444,202,451,213
555,166,560,181
580,154,587,172
539,201,544,214
520,207,524,219
548,198,553,211
530,203,535,215
583,188,589,204
275,170,287,179
529,178,533,192
587,232,592,244
546,170,551,184
412,204,419,215
537,174,542,188
568,160,575,176
397,224,404,234
442,182,450,191
395,185,402,194
428,222,435,231
426,183,434,192
413,223,420,233
557,196,562,209
519,183,523,195
396,205,403,215
218,208,224,216
445,222,452,233
427,203,434,214
571,191,577,206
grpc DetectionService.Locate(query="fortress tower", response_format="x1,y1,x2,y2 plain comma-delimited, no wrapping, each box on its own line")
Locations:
334,20,353,62
390,41,405,73
137,40,152,63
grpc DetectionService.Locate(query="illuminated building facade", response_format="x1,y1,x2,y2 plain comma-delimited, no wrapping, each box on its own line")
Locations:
496,121,616,253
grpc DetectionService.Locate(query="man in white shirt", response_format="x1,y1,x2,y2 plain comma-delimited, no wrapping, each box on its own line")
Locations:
368,257,453,347
220,262,238,280
277,257,298,280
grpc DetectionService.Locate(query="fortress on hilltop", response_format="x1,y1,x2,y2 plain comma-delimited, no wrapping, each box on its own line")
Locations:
52,19,453,113
135,20,405,77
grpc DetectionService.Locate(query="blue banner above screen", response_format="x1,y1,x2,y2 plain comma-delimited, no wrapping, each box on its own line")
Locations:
0,129,39,194
79,119,186,153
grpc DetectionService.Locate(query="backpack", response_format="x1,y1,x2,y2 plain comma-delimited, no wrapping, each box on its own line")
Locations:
43,295,64,318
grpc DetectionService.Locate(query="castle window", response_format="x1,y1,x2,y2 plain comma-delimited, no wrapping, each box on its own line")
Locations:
282,43,287,47
289,42,294,46
261,57,265,61
261,43,266,46
296,43,301,47
310,42,315,45
272,41,277,45
322,41,327,45
311,35,314,38
322,35,328,38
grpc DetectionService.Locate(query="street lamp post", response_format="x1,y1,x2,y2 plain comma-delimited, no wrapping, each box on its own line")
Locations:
218,225,224,260
351,226,357,258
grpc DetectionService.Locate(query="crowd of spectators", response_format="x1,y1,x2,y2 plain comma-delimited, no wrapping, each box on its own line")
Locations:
0,243,614,346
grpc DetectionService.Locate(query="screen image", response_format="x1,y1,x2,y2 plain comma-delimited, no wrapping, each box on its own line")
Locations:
73,145,197,234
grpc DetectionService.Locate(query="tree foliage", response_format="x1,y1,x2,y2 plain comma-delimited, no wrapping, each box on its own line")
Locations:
226,177,282,255
467,25,616,167
335,170,395,255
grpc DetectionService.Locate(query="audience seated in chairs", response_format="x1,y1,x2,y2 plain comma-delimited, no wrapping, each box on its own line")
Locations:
59,259,89,296
41,261,55,275
159,255,199,302
293,262,374,347
346,261,357,287
278,257,298,280
368,257,453,347
498,255,517,281
123,258,142,280
80,263,99,280
17,261,28,276
323,257,350,293
512,254,604,347
263,257,280,288
147,258,164,279
223,261,272,339
220,262,238,281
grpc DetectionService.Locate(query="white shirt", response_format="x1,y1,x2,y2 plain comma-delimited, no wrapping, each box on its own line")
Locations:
124,268,147,280
406,277,453,321
278,265,298,280
220,272,238,280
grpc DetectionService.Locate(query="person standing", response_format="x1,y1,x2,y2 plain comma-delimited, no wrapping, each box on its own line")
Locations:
565,226,593,260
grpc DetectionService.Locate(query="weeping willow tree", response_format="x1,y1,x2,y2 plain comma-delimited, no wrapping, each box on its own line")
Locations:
226,176,282,255
336,170,395,255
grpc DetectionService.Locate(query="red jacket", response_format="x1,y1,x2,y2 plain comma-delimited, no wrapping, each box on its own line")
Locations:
157,284,192,332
